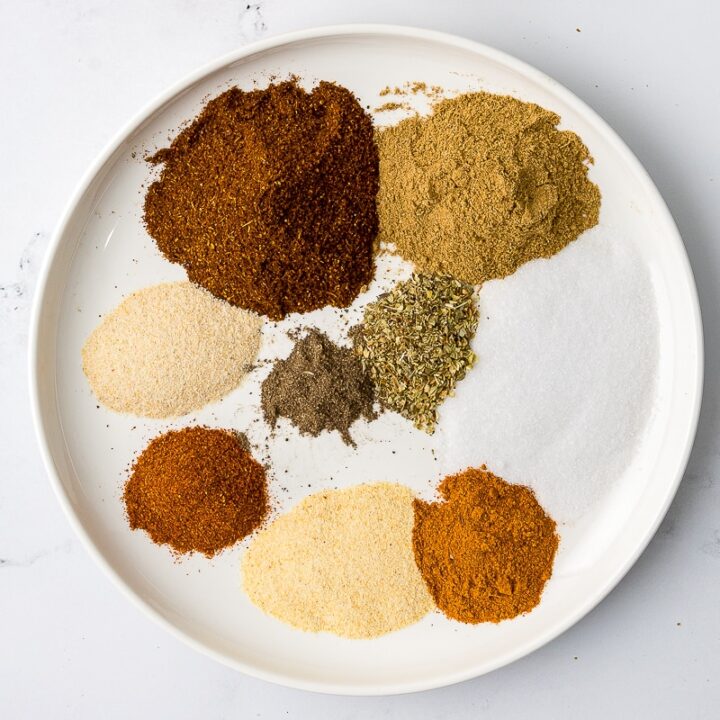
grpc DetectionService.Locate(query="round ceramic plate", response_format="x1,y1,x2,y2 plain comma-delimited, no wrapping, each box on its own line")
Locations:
30,26,702,694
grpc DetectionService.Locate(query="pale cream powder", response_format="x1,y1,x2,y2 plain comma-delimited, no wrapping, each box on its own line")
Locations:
242,483,434,638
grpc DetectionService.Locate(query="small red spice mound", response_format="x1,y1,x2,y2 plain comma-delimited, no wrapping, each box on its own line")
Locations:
123,427,268,557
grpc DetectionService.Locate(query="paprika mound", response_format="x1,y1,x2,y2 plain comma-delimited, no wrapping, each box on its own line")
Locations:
144,80,379,320
123,427,268,557
413,466,558,623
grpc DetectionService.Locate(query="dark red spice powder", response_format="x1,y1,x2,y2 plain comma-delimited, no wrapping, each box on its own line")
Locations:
123,427,269,557
143,80,379,320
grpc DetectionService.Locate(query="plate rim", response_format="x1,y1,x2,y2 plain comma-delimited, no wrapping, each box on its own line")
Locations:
29,23,704,695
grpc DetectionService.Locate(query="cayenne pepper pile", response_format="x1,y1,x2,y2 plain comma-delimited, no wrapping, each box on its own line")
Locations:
413,466,558,623
144,80,379,320
123,427,269,557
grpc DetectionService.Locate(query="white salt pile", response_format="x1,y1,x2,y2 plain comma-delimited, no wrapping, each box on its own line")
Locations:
437,229,660,523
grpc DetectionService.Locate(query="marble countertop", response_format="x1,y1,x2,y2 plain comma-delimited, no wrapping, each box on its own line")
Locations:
2,1,718,717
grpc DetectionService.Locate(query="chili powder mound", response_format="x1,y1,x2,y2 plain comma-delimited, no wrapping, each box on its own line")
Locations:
144,80,379,320
123,427,269,557
413,466,559,623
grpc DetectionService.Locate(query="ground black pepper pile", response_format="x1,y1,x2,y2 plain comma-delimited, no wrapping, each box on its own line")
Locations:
144,80,379,320
261,330,377,445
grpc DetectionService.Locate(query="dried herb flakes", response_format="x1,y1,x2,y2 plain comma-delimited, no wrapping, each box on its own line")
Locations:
353,274,478,433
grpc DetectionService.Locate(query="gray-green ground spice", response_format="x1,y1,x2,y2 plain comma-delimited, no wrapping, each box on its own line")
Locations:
353,274,478,433
261,330,377,445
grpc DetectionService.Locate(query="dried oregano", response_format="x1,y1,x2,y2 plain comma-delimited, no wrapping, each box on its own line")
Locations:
352,274,478,433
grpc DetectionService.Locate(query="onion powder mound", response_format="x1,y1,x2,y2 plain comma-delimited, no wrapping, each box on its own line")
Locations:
242,483,434,638
82,282,262,418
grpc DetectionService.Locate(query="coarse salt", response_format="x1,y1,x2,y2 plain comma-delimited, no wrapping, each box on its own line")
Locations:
437,228,660,524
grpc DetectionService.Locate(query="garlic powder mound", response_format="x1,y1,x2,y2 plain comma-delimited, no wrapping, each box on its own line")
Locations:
82,282,262,417
242,483,434,639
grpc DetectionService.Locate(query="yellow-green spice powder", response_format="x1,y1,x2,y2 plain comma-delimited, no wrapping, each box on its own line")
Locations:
375,91,601,285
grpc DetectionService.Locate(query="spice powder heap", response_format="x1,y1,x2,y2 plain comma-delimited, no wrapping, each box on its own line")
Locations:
413,466,559,623
144,80,379,320
123,427,269,557
82,282,262,418
242,483,434,638
261,329,376,445
353,273,478,433
375,91,601,285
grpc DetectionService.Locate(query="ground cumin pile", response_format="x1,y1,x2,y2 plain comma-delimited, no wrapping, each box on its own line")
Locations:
413,466,558,623
375,91,601,284
261,329,376,445
123,427,268,557
144,80,379,320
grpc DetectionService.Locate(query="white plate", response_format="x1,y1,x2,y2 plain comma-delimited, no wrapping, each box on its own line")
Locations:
30,26,703,694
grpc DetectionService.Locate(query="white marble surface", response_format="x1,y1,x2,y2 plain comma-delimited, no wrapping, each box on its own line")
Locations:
1,1,718,716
